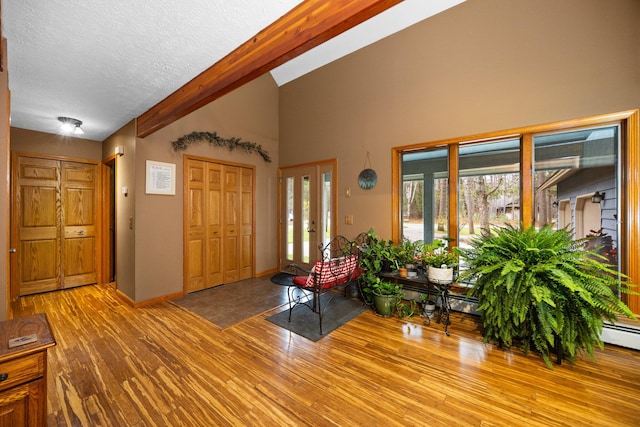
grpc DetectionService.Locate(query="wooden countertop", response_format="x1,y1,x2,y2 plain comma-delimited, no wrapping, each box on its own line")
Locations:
0,313,56,361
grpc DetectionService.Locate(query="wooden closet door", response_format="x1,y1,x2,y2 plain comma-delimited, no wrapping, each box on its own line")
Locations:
206,163,223,287
186,159,206,292
12,156,99,296
240,167,254,280
61,162,98,288
184,157,254,293
186,160,225,292
223,166,240,283
13,157,61,296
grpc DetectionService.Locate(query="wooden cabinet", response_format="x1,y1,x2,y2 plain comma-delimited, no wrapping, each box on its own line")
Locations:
186,158,255,293
0,314,56,426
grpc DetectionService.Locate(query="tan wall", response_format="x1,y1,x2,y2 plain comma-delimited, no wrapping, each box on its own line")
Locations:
4,72,278,305
10,127,102,160
132,73,279,302
279,0,640,240
103,121,136,300
4,0,639,305
1,38,9,320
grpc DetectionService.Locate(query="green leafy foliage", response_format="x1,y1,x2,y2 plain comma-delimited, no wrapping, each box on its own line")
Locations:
397,299,419,318
371,279,403,297
358,229,404,315
395,239,421,265
170,131,272,162
420,238,459,268
457,224,636,368
357,229,395,295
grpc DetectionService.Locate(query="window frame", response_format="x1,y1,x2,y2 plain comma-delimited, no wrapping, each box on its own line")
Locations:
392,110,640,316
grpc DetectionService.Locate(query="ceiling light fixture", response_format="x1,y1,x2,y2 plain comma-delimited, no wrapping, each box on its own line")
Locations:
58,117,84,135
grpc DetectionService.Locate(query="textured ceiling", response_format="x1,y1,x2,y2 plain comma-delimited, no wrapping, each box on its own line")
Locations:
3,0,464,141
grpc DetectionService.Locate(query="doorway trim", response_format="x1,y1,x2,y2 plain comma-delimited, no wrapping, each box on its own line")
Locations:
101,156,117,285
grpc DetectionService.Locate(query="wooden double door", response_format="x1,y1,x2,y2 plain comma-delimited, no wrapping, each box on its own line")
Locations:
185,157,254,293
11,154,99,297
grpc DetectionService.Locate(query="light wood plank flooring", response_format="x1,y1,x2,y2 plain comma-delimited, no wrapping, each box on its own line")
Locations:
11,282,640,426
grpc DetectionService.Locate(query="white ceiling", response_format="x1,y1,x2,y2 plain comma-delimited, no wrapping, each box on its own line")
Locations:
3,0,464,141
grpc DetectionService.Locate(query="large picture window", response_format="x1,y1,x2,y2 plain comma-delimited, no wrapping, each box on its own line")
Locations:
457,138,520,250
533,125,619,270
393,111,639,315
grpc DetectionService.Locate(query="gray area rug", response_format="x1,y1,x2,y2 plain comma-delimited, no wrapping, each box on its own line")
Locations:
170,278,289,328
266,294,367,341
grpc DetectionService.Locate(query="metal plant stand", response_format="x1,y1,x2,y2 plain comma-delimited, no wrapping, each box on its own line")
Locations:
428,281,452,336
380,271,455,336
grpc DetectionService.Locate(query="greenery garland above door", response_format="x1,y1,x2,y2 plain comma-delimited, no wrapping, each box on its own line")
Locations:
170,131,272,163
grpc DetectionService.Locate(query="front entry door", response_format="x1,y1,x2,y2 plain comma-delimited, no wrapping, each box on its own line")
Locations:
279,161,335,271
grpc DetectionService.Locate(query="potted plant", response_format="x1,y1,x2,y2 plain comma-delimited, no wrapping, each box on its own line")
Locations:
421,238,458,284
420,294,436,319
358,229,395,304
369,277,404,317
457,224,637,368
357,229,407,316
395,239,421,277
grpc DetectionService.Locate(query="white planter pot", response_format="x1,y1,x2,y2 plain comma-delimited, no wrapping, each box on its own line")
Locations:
422,302,436,319
428,265,453,285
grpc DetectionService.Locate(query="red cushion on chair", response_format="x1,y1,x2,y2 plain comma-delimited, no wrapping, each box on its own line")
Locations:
292,276,309,286
302,255,358,288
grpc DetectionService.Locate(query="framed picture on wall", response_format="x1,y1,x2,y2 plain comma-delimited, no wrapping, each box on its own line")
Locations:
145,160,176,195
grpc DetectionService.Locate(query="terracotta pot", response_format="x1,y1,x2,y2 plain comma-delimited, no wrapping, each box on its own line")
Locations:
398,267,408,278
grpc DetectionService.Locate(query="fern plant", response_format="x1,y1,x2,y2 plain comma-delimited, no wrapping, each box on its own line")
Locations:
457,224,636,368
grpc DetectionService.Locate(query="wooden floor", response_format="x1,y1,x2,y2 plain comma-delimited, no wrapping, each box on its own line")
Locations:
11,282,640,426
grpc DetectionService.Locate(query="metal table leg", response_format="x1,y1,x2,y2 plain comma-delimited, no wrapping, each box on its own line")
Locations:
435,284,451,336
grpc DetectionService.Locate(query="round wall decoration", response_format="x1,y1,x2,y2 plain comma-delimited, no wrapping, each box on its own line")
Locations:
358,152,377,189
358,168,377,189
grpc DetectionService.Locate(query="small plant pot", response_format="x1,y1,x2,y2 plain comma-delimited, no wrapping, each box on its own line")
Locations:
398,268,408,278
422,302,436,319
373,293,398,317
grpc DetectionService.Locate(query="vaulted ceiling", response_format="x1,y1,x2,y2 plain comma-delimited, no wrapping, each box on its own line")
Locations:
3,0,464,141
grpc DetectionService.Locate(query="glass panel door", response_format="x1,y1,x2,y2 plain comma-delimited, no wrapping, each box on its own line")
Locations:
285,176,294,261
319,168,333,250
280,162,335,270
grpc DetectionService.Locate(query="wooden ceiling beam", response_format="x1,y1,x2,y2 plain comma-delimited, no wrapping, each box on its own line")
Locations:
136,0,402,138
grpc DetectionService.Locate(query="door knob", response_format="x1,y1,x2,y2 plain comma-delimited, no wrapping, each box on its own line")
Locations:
9,248,16,253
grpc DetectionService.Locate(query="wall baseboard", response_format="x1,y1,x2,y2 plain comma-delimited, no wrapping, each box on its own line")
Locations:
602,322,640,350
113,286,183,308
